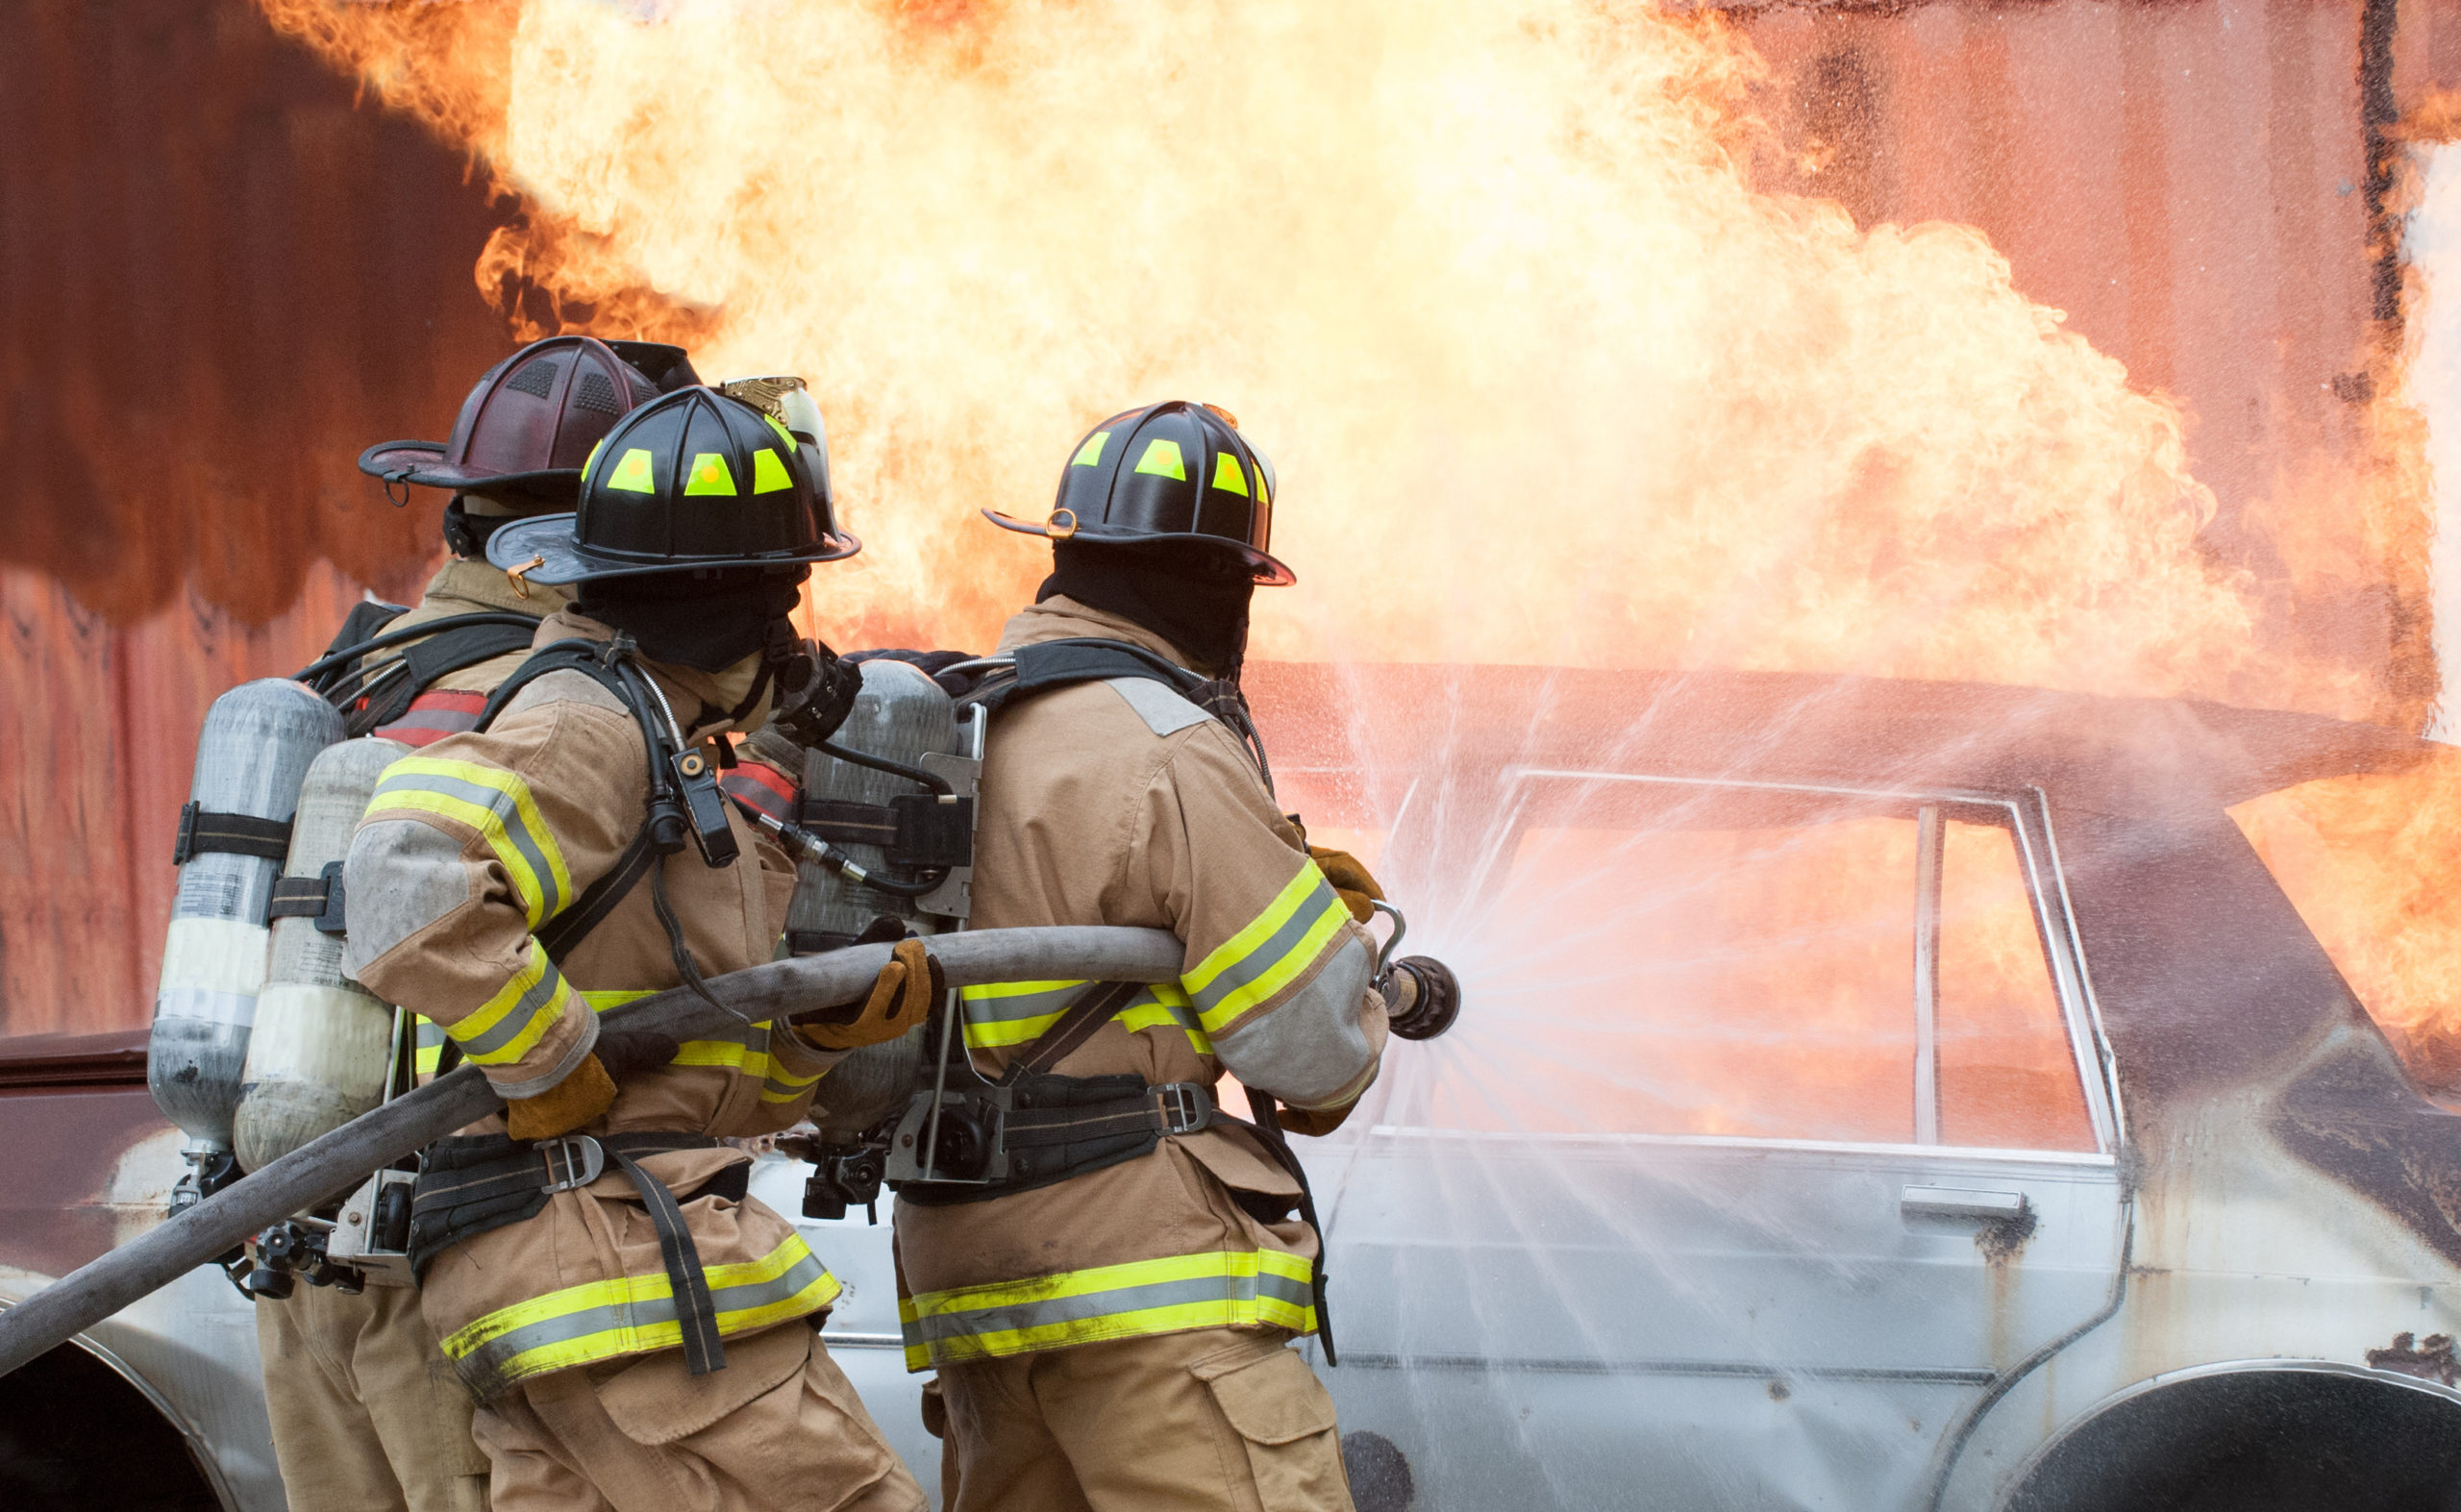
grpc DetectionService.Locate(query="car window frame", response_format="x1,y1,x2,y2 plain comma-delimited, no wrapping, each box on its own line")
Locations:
1454,766,2124,1161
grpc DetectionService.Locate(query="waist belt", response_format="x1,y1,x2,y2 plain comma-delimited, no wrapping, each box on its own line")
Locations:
410,1131,748,1377
893,1075,1215,1207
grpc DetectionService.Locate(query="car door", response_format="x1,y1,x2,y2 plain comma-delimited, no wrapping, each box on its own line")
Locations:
1301,773,2125,1511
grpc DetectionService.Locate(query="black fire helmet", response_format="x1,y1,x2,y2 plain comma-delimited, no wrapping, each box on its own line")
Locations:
485,385,859,585
983,400,1293,586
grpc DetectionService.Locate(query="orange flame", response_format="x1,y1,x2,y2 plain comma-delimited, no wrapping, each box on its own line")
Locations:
251,0,2301,704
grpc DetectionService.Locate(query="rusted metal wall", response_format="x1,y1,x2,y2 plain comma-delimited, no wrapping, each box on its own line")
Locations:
0,0,513,1036
1742,0,2407,698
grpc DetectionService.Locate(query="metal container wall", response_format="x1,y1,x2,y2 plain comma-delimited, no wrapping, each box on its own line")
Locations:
147,679,341,1150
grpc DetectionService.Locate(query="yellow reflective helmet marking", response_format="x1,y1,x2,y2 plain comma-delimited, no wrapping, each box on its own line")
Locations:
1073,431,1110,467
1252,460,1270,503
1210,452,1249,497
752,448,793,495
607,448,658,493
1133,437,1185,481
763,412,797,454
581,438,605,484
684,453,738,496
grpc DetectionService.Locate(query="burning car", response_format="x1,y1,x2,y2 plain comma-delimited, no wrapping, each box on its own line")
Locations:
8,662,2461,1511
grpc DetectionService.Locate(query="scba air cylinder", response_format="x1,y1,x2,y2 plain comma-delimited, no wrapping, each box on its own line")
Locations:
234,737,407,1171
150,680,344,1157
789,658,958,1134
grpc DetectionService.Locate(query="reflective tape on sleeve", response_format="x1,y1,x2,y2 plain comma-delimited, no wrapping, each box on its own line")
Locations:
366,756,574,928
1182,862,1351,1034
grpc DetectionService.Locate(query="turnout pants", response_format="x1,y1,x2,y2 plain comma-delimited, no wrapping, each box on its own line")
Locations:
469,1319,924,1512
931,1327,1354,1512
256,1281,491,1512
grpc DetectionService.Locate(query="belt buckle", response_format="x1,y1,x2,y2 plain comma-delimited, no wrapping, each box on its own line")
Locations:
1155,1082,1211,1136
536,1134,606,1194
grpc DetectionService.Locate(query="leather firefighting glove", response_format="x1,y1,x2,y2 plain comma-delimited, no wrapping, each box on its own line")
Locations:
502,1030,680,1142
1308,846,1384,924
1278,1101,1362,1138
794,936,942,1051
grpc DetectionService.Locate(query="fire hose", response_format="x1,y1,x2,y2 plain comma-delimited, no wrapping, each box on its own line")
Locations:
0,926,1189,1379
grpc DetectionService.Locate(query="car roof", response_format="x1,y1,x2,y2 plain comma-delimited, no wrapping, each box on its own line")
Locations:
1247,661,2426,816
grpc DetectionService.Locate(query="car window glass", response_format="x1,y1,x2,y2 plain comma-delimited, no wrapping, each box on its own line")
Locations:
1938,820,2097,1151
1399,784,2092,1150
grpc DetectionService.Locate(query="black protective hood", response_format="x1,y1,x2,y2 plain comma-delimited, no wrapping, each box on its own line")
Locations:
1038,539,1255,678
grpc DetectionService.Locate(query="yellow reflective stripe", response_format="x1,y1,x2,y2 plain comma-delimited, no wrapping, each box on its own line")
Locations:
581,990,655,1011
959,980,1204,1053
1133,437,1185,480
608,448,657,492
579,994,817,1102
899,1249,1315,1370
449,942,569,1065
1182,862,1350,1033
367,756,573,928
441,1234,839,1396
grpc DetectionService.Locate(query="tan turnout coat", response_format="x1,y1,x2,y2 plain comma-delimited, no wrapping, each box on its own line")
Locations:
893,598,1389,1372
344,609,840,1403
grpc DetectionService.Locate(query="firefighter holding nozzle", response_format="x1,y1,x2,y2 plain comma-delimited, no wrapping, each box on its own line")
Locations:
342,384,929,1512
894,401,1454,1511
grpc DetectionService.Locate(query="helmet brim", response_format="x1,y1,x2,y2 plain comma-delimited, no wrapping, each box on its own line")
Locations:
485,512,862,585
981,508,1296,587
357,440,584,505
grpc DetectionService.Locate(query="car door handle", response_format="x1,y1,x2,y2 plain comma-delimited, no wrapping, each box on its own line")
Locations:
1901,1186,2030,1223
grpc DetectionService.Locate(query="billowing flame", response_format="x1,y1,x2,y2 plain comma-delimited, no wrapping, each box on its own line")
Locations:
253,0,2299,706
2232,755,2461,1097
233,0,2461,1112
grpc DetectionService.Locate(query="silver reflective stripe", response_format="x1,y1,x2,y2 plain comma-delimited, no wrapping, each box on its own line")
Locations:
454,962,565,1060
1102,677,1210,737
372,770,565,920
902,1266,1315,1350
963,980,1090,1030
452,1251,835,1396
1186,880,1344,1018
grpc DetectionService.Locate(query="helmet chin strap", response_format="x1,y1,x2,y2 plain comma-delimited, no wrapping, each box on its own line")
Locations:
719,616,806,730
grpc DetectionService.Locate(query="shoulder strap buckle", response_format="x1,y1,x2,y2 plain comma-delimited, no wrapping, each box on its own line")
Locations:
536,1134,607,1194
1153,1081,1213,1136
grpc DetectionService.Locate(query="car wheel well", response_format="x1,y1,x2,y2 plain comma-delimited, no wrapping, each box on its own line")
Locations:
0,1340,225,1512
2002,1363,2461,1512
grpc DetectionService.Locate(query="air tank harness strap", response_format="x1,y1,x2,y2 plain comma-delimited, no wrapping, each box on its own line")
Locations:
171,802,292,866
408,1131,747,1376
264,863,347,934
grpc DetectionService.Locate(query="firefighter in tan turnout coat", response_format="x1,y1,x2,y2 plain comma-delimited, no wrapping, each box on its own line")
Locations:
342,384,926,1512
257,335,697,1512
896,401,1396,1512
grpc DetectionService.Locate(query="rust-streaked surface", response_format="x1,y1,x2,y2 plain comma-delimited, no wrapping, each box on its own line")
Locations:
0,0,514,1035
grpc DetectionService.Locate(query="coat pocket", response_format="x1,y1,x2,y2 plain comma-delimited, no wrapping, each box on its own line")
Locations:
1194,1343,1351,1510
592,1319,811,1446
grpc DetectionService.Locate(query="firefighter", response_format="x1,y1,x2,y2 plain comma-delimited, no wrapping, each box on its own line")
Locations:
253,335,696,1512
897,401,1393,1511
340,384,926,1512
